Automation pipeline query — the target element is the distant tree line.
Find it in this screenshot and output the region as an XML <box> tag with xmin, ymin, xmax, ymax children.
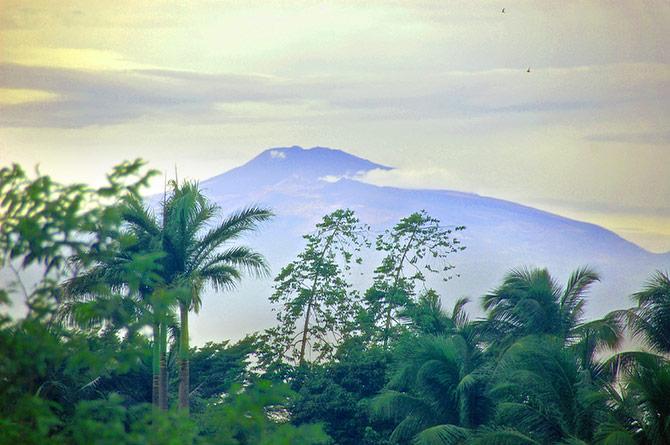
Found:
<box><xmin>0</xmin><ymin>161</ymin><xmax>668</xmax><ymax>444</ymax></box>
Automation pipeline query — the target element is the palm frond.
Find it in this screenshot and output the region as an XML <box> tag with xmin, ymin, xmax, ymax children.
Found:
<box><xmin>193</xmin><ymin>206</ymin><xmax>273</xmax><ymax>264</ymax></box>
<box><xmin>474</xmin><ymin>428</ymin><xmax>540</xmax><ymax>445</ymax></box>
<box><xmin>198</xmin><ymin>246</ymin><xmax>270</xmax><ymax>279</ymax></box>
<box><xmin>560</xmin><ymin>266</ymin><xmax>599</xmax><ymax>330</ymax></box>
<box><xmin>413</xmin><ymin>424</ymin><xmax>472</xmax><ymax>445</ymax></box>
<box><xmin>121</xmin><ymin>194</ymin><xmax>161</xmax><ymax>237</ymax></box>
<box><xmin>198</xmin><ymin>265</ymin><xmax>242</xmax><ymax>292</ymax></box>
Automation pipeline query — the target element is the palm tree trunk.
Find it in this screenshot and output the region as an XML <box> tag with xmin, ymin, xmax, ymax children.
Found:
<box><xmin>152</xmin><ymin>320</ymin><xmax>160</xmax><ymax>408</ymax></box>
<box><xmin>178</xmin><ymin>302</ymin><xmax>190</xmax><ymax>413</ymax></box>
<box><xmin>158</xmin><ymin>320</ymin><xmax>168</xmax><ymax>410</ymax></box>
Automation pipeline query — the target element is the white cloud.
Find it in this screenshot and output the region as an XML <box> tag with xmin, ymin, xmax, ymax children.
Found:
<box><xmin>319</xmin><ymin>175</ymin><xmax>341</xmax><ymax>183</ymax></box>
<box><xmin>356</xmin><ymin>167</ymin><xmax>471</xmax><ymax>192</ymax></box>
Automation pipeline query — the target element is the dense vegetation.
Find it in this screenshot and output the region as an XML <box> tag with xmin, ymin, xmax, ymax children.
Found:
<box><xmin>1</xmin><ymin>161</ymin><xmax>668</xmax><ymax>444</ymax></box>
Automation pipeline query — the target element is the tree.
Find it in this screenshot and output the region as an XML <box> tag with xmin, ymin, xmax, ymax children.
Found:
<box><xmin>486</xmin><ymin>336</ymin><xmax>610</xmax><ymax>445</ymax></box>
<box><xmin>126</xmin><ymin>180</ymin><xmax>272</xmax><ymax>412</ymax></box>
<box><xmin>597</xmin><ymin>354</ymin><xmax>670</xmax><ymax>445</ymax></box>
<box><xmin>0</xmin><ymin>162</ymin><xmax>336</xmax><ymax>444</ymax></box>
<box><xmin>196</xmin><ymin>380</ymin><xmax>330</xmax><ymax>445</ymax></box>
<box><xmin>60</xmin><ymin>193</ymin><xmax>180</xmax><ymax>411</ymax></box>
<box><xmin>570</xmin><ymin>312</ymin><xmax>624</xmax><ymax>381</ymax></box>
<box><xmin>628</xmin><ymin>270</ymin><xmax>670</xmax><ymax>355</ymax></box>
<box><xmin>188</xmin><ymin>338</ymin><xmax>255</xmax><ymax>402</ymax></box>
<box><xmin>290</xmin><ymin>341</ymin><xmax>390</xmax><ymax>445</ymax></box>
<box><xmin>370</xmin><ymin>331</ymin><xmax>490</xmax><ymax>444</ymax></box>
<box><xmin>0</xmin><ymin>160</ymin><xmax>155</xmax><ymax>309</ymax></box>
<box><xmin>364</xmin><ymin>210</ymin><xmax>465</xmax><ymax>349</ymax></box>
<box><xmin>399</xmin><ymin>291</ymin><xmax>471</xmax><ymax>338</ymax></box>
<box><xmin>0</xmin><ymin>160</ymin><xmax>172</xmax><ymax>443</ymax></box>
<box><xmin>482</xmin><ymin>266</ymin><xmax>612</xmax><ymax>350</ymax></box>
<box><xmin>266</xmin><ymin>209</ymin><xmax>369</xmax><ymax>366</ymax></box>
<box><xmin>369</xmin><ymin>297</ymin><xmax>488</xmax><ymax>445</ymax></box>
<box><xmin>593</xmin><ymin>272</ymin><xmax>670</xmax><ymax>444</ymax></box>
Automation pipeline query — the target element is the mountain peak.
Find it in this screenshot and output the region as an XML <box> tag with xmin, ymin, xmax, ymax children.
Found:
<box><xmin>203</xmin><ymin>146</ymin><xmax>391</xmax><ymax>190</ymax></box>
<box><xmin>255</xmin><ymin>145</ymin><xmax>389</xmax><ymax>170</ymax></box>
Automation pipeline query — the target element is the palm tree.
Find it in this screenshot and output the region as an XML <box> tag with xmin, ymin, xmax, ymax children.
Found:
<box><xmin>628</xmin><ymin>270</ymin><xmax>670</xmax><ymax>355</ymax></box>
<box><xmin>60</xmin><ymin>202</ymin><xmax>172</xmax><ymax>410</ymax></box>
<box><xmin>487</xmin><ymin>336</ymin><xmax>610</xmax><ymax>444</ymax></box>
<box><xmin>61</xmin><ymin>182</ymin><xmax>272</xmax><ymax>413</ymax></box>
<box><xmin>570</xmin><ymin>312</ymin><xmax>625</xmax><ymax>381</ymax></box>
<box><xmin>597</xmin><ymin>353</ymin><xmax>670</xmax><ymax>444</ymax></box>
<box><xmin>399</xmin><ymin>291</ymin><xmax>469</xmax><ymax>337</ymax></box>
<box><xmin>137</xmin><ymin>180</ymin><xmax>272</xmax><ymax>412</ymax></box>
<box><xmin>371</xmin><ymin>299</ymin><xmax>491</xmax><ymax>445</ymax></box>
<box><xmin>482</xmin><ymin>266</ymin><xmax>608</xmax><ymax>350</ymax></box>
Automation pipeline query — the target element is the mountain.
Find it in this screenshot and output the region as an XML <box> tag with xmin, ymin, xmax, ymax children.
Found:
<box><xmin>191</xmin><ymin>146</ymin><xmax>668</xmax><ymax>343</ymax></box>
<box><xmin>205</xmin><ymin>145</ymin><xmax>390</xmax><ymax>192</ymax></box>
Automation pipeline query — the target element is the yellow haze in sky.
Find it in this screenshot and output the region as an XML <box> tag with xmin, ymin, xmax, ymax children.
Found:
<box><xmin>0</xmin><ymin>88</ymin><xmax>59</xmax><ymax>105</ymax></box>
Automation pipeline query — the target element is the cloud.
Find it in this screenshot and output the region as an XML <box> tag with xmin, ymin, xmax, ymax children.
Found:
<box><xmin>355</xmin><ymin>167</ymin><xmax>472</xmax><ymax>192</ymax></box>
<box><xmin>585</xmin><ymin>131</ymin><xmax>670</xmax><ymax>145</ymax></box>
<box><xmin>269</xmin><ymin>150</ymin><xmax>286</xmax><ymax>159</ymax></box>
<box><xmin>327</xmin><ymin>64</ymin><xmax>670</xmax><ymax>119</ymax></box>
<box><xmin>1</xmin><ymin>62</ymin><xmax>667</xmax><ymax>129</ymax></box>
<box><xmin>0</xmin><ymin>63</ymin><xmax>295</xmax><ymax>127</ymax></box>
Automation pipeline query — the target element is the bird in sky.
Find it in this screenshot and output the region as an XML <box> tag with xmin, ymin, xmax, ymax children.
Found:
<box><xmin>527</xmin><ymin>67</ymin><xmax>531</xmax><ymax>73</ymax></box>
<box><xmin>502</xmin><ymin>8</ymin><xmax>506</xmax><ymax>13</ymax></box>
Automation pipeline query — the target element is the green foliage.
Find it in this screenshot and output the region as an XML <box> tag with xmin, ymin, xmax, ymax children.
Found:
<box><xmin>189</xmin><ymin>338</ymin><xmax>255</xmax><ymax>402</ymax></box>
<box><xmin>58</xmin><ymin>395</ymin><xmax>196</xmax><ymax>445</ymax></box>
<box><xmin>599</xmin><ymin>353</ymin><xmax>670</xmax><ymax>444</ymax></box>
<box><xmin>0</xmin><ymin>297</ymin><xmax>183</xmax><ymax>444</ymax></box>
<box><xmin>196</xmin><ymin>380</ymin><xmax>330</xmax><ymax>445</ymax></box>
<box><xmin>0</xmin><ymin>160</ymin><xmax>155</xmax><ymax>279</ymax></box>
<box><xmin>158</xmin><ymin>181</ymin><xmax>273</xmax><ymax>409</ymax></box>
<box><xmin>629</xmin><ymin>270</ymin><xmax>670</xmax><ymax>354</ymax></box>
<box><xmin>0</xmin><ymin>160</ymin><xmax>159</xmax><ymax>442</ymax></box>
<box><xmin>265</xmin><ymin>209</ymin><xmax>369</xmax><ymax>366</ymax></box>
<box><xmin>399</xmin><ymin>291</ymin><xmax>472</xmax><ymax>338</ymax></box>
<box><xmin>481</xmin><ymin>267</ymin><xmax>617</xmax><ymax>353</ymax></box>
<box><xmin>3</xmin><ymin>157</ymin><xmax>670</xmax><ymax>445</ymax></box>
<box><xmin>371</xmin><ymin>331</ymin><xmax>490</xmax><ymax>444</ymax></box>
<box><xmin>104</xmin><ymin>180</ymin><xmax>273</xmax><ymax>410</ymax></box>
<box><xmin>489</xmin><ymin>336</ymin><xmax>609</xmax><ymax>444</ymax></box>
<box><xmin>290</xmin><ymin>341</ymin><xmax>390</xmax><ymax>445</ymax></box>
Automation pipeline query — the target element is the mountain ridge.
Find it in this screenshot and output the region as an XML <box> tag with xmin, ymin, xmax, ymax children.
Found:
<box><xmin>207</xmin><ymin>145</ymin><xmax>655</xmax><ymax>256</ymax></box>
<box><xmin>185</xmin><ymin>145</ymin><xmax>668</xmax><ymax>343</ymax></box>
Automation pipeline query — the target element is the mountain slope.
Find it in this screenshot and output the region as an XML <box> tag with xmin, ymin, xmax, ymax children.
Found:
<box><xmin>191</xmin><ymin>146</ymin><xmax>668</xmax><ymax>344</ymax></box>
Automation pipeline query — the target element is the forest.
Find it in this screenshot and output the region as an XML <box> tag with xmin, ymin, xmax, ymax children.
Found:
<box><xmin>1</xmin><ymin>160</ymin><xmax>669</xmax><ymax>445</ymax></box>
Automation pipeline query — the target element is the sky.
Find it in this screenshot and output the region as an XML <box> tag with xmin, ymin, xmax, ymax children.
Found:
<box><xmin>1</xmin><ymin>0</ymin><xmax>669</xmax><ymax>252</ymax></box>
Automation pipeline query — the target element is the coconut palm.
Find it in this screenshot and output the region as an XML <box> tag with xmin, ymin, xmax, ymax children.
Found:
<box><xmin>371</xmin><ymin>300</ymin><xmax>491</xmax><ymax>445</ymax></box>
<box><xmin>486</xmin><ymin>336</ymin><xmax>611</xmax><ymax>445</ymax></box>
<box><xmin>482</xmin><ymin>266</ymin><xmax>611</xmax><ymax>351</ymax></box>
<box><xmin>399</xmin><ymin>291</ymin><xmax>470</xmax><ymax>337</ymax></box>
<box><xmin>570</xmin><ymin>311</ymin><xmax>625</xmax><ymax>381</ymax></box>
<box><xmin>628</xmin><ymin>270</ymin><xmax>670</xmax><ymax>355</ymax></box>
<box><xmin>597</xmin><ymin>353</ymin><xmax>670</xmax><ymax>444</ymax></box>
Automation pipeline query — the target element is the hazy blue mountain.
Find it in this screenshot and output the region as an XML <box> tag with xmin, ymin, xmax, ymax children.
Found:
<box><xmin>187</xmin><ymin>146</ymin><xmax>670</xmax><ymax>343</ymax></box>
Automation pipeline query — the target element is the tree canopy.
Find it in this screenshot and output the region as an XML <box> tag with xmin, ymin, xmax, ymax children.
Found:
<box><xmin>1</xmin><ymin>161</ymin><xmax>668</xmax><ymax>445</ymax></box>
